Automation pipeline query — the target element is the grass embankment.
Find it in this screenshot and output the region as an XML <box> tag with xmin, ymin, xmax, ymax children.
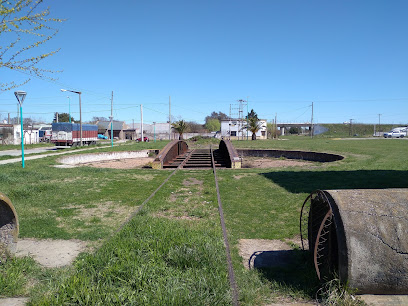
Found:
<box><xmin>1</xmin><ymin>138</ymin><xmax>407</xmax><ymax>304</ymax></box>
<box><xmin>319</xmin><ymin>123</ymin><xmax>395</xmax><ymax>137</ymax></box>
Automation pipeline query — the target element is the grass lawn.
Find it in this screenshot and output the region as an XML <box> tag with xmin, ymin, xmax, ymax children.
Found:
<box><xmin>0</xmin><ymin>137</ymin><xmax>407</xmax><ymax>304</ymax></box>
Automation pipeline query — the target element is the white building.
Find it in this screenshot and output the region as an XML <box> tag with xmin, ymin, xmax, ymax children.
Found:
<box><xmin>12</xmin><ymin>125</ymin><xmax>40</xmax><ymax>145</ymax></box>
<box><xmin>0</xmin><ymin>124</ymin><xmax>40</xmax><ymax>145</ymax></box>
<box><xmin>220</xmin><ymin>119</ymin><xmax>267</xmax><ymax>140</ymax></box>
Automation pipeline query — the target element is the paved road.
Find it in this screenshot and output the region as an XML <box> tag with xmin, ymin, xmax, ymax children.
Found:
<box><xmin>0</xmin><ymin>145</ymin><xmax>112</xmax><ymax>165</ymax></box>
<box><xmin>0</xmin><ymin>146</ymin><xmax>65</xmax><ymax>157</ymax></box>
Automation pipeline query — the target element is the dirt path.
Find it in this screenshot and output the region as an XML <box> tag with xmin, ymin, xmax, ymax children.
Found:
<box><xmin>16</xmin><ymin>238</ymin><xmax>87</xmax><ymax>268</ymax></box>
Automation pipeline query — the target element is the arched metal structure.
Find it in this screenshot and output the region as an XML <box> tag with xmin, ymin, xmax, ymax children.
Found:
<box><xmin>218</xmin><ymin>139</ymin><xmax>241</xmax><ymax>168</ymax></box>
<box><xmin>152</xmin><ymin>140</ymin><xmax>189</xmax><ymax>169</ymax></box>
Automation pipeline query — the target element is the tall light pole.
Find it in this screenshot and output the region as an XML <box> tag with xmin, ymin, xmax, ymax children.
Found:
<box><xmin>14</xmin><ymin>91</ymin><xmax>27</xmax><ymax>168</ymax></box>
<box><xmin>311</xmin><ymin>102</ymin><xmax>314</xmax><ymax>138</ymax></box>
<box><xmin>110</xmin><ymin>91</ymin><xmax>113</xmax><ymax>147</ymax></box>
<box><xmin>246</xmin><ymin>96</ymin><xmax>249</xmax><ymax>140</ymax></box>
<box><xmin>61</xmin><ymin>89</ymin><xmax>82</xmax><ymax>146</ymax></box>
<box><xmin>67</xmin><ymin>96</ymin><xmax>71</xmax><ymax>123</ymax></box>
<box><xmin>109</xmin><ymin>116</ymin><xmax>113</xmax><ymax>147</ymax></box>
<box><xmin>140</xmin><ymin>104</ymin><xmax>144</xmax><ymax>142</ymax></box>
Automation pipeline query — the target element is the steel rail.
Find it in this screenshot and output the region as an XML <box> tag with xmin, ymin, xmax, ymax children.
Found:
<box><xmin>116</xmin><ymin>150</ymin><xmax>194</xmax><ymax>233</ymax></box>
<box><xmin>114</xmin><ymin>147</ymin><xmax>239</xmax><ymax>305</ymax></box>
<box><xmin>210</xmin><ymin>146</ymin><xmax>240</xmax><ymax>306</ymax></box>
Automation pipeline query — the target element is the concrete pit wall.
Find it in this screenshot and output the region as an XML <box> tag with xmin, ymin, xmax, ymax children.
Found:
<box><xmin>305</xmin><ymin>189</ymin><xmax>408</xmax><ymax>294</ymax></box>
<box><xmin>238</xmin><ymin>149</ymin><xmax>343</xmax><ymax>163</ymax></box>
<box><xmin>0</xmin><ymin>193</ymin><xmax>19</xmax><ymax>261</ymax></box>
<box><xmin>58</xmin><ymin>151</ymin><xmax>151</xmax><ymax>165</ymax></box>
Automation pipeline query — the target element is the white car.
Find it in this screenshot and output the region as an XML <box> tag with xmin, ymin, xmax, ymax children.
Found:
<box><xmin>384</xmin><ymin>127</ymin><xmax>407</xmax><ymax>138</ymax></box>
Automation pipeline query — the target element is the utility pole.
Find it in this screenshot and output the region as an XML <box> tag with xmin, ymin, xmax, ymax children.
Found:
<box><xmin>349</xmin><ymin>119</ymin><xmax>353</xmax><ymax>136</ymax></box>
<box><xmin>246</xmin><ymin>96</ymin><xmax>249</xmax><ymax>140</ymax></box>
<box><xmin>275</xmin><ymin>113</ymin><xmax>277</xmax><ymax>139</ymax></box>
<box><xmin>378</xmin><ymin>114</ymin><xmax>382</xmax><ymax>135</ymax></box>
<box><xmin>229</xmin><ymin>104</ymin><xmax>232</xmax><ymax>140</ymax></box>
<box><xmin>110</xmin><ymin>91</ymin><xmax>113</xmax><ymax>147</ymax></box>
<box><xmin>311</xmin><ymin>102</ymin><xmax>314</xmax><ymax>138</ymax></box>
<box><xmin>238</xmin><ymin>99</ymin><xmax>243</xmax><ymax>140</ymax></box>
<box><xmin>141</xmin><ymin>104</ymin><xmax>144</xmax><ymax>142</ymax></box>
<box><xmin>169</xmin><ymin>96</ymin><xmax>171</xmax><ymax>140</ymax></box>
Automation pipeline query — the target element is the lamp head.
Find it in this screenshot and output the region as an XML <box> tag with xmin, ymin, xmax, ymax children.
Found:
<box><xmin>14</xmin><ymin>91</ymin><xmax>27</xmax><ymax>106</ymax></box>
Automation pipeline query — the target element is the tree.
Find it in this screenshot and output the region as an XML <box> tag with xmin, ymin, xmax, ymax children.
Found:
<box><xmin>91</xmin><ymin>116</ymin><xmax>109</xmax><ymax>123</ymax></box>
<box><xmin>171</xmin><ymin>120</ymin><xmax>188</xmax><ymax>140</ymax></box>
<box><xmin>1</xmin><ymin>0</ymin><xmax>63</xmax><ymax>91</ymax></box>
<box><xmin>53</xmin><ymin>112</ymin><xmax>74</xmax><ymax>123</ymax></box>
<box><xmin>205</xmin><ymin>111</ymin><xmax>228</xmax><ymax>124</ymax></box>
<box><xmin>205</xmin><ymin>118</ymin><xmax>220</xmax><ymax>132</ymax></box>
<box><xmin>245</xmin><ymin>109</ymin><xmax>261</xmax><ymax>140</ymax></box>
<box><xmin>246</xmin><ymin>109</ymin><xmax>258</xmax><ymax>120</ymax></box>
<box><xmin>186</xmin><ymin>121</ymin><xmax>205</xmax><ymax>133</ymax></box>
<box><xmin>289</xmin><ymin>127</ymin><xmax>299</xmax><ymax>134</ymax></box>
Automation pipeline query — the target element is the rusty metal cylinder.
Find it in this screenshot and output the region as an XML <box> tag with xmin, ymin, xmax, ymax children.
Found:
<box><xmin>0</xmin><ymin>193</ymin><xmax>19</xmax><ymax>261</ymax></box>
<box><xmin>307</xmin><ymin>189</ymin><xmax>408</xmax><ymax>294</ymax></box>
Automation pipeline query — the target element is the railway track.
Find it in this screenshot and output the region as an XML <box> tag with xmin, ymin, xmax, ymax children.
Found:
<box><xmin>118</xmin><ymin>145</ymin><xmax>239</xmax><ymax>305</ymax></box>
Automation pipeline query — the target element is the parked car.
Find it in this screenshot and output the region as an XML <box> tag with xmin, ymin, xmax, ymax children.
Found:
<box><xmin>98</xmin><ymin>134</ymin><xmax>108</xmax><ymax>139</ymax></box>
<box><xmin>136</xmin><ymin>137</ymin><xmax>149</xmax><ymax>142</ymax></box>
<box><xmin>383</xmin><ymin>127</ymin><xmax>407</xmax><ymax>138</ymax></box>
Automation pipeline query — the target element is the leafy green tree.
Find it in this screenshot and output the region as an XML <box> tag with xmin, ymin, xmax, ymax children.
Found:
<box><xmin>289</xmin><ymin>127</ymin><xmax>299</xmax><ymax>134</ymax></box>
<box><xmin>246</xmin><ymin>109</ymin><xmax>258</xmax><ymax>120</ymax></box>
<box><xmin>247</xmin><ymin>117</ymin><xmax>262</xmax><ymax>140</ymax></box>
<box><xmin>205</xmin><ymin>111</ymin><xmax>228</xmax><ymax>125</ymax></box>
<box><xmin>205</xmin><ymin>118</ymin><xmax>220</xmax><ymax>132</ymax></box>
<box><xmin>53</xmin><ymin>112</ymin><xmax>74</xmax><ymax>123</ymax></box>
<box><xmin>245</xmin><ymin>109</ymin><xmax>261</xmax><ymax>140</ymax></box>
<box><xmin>1</xmin><ymin>0</ymin><xmax>64</xmax><ymax>91</ymax></box>
<box><xmin>172</xmin><ymin>120</ymin><xmax>188</xmax><ymax>140</ymax></box>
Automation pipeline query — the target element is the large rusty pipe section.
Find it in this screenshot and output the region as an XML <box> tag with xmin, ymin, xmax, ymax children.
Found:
<box><xmin>302</xmin><ymin>189</ymin><xmax>408</xmax><ymax>294</ymax></box>
<box><xmin>0</xmin><ymin>193</ymin><xmax>19</xmax><ymax>261</ymax></box>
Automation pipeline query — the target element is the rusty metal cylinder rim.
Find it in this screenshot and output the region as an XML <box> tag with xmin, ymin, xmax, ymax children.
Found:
<box><xmin>0</xmin><ymin>192</ymin><xmax>19</xmax><ymax>236</ymax></box>
<box><xmin>304</xmin><ymin>188</ymin><xmax>408</xmax><ymax>294</ymax></box>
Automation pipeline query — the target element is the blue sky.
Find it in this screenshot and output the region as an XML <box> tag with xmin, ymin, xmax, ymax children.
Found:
<box><xmin>1</xmin><ymin>0</ymin><xmax>407</xmax><ymax>126</ymax></box>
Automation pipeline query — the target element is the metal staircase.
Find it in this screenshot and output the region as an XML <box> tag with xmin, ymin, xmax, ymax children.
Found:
<box><xmin>163</xmin><ymin>149</ymin><xmax>228</xmax><ymax>169</ymax></box>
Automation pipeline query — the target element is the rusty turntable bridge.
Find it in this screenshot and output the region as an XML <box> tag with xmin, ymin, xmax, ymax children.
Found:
<box><xmin>152</xmin><ymin>139</ymin><xmax>241</xmax><ymax>169</ymax></box>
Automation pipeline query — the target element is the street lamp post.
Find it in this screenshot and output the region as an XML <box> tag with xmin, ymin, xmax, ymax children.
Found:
<box><xmin>14</xmin><ymin>91</ymin><xmax>27</xmax><ymax>168</ymax></box>
<box><xmin>153</xmin><ymin>122</ymin><xmax>156</xmax><ymax>142</ymax></box>
<box><xmin>67</xmin><ymin>96</ymin><xmax>71</xmax><ymax>123</ymax></box>
<box><xmin>109</xmin><ymin>116</ymin><xmax>113</xmax><ymax>147</ymax></box>
<box><xmin>61</xmin><ymin>89</ymin><xmax>82</xmax><ymax>146</ymax></box>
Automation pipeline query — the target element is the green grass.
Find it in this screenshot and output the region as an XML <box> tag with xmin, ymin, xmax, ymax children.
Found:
<box><xmin>319</xmin><ymin>123</ymin><xmax>395</xmax><ymax>137</ymax></box>
<box><xmin>1</xmin><ymin>138</ymin><xmax>406</xmax><ymax>304</ymax></box>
